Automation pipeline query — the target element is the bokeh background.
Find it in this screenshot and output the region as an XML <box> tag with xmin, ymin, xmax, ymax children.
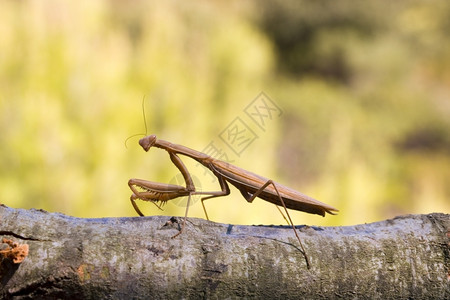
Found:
<box><xmin>1</xmin><ymin>0</ymin><xmax>449</xmax><ymax>227</ymax></box>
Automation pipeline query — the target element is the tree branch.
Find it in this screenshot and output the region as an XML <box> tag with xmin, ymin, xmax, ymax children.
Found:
<box><xmin>0</xmin><ymin>205</ymin><xmax>448</xmax><ymax>299</ymax></box>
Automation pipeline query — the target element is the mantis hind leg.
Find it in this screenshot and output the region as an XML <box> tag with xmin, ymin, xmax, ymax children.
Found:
<box><xmin>246</xmin><ymin>180</ymin><xmax>311</xmax><ymax>269</ymax></box>
<box><xmin>237</xmin><ymin>185</ymin><xmax>290</xmax><ymax>226</ymax></box>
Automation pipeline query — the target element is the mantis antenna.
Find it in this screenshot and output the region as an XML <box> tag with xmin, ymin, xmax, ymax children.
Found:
<box><xmin>125</xmin><ymin>96</ymin><xmax>148</xmax><ymax>148</ymax></box>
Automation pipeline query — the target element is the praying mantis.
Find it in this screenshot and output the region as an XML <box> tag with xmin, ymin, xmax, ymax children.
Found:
<box><xmin>128</xmin><ymin>134</ymin><xmax>338</xmax><ymax>269</ymax></box>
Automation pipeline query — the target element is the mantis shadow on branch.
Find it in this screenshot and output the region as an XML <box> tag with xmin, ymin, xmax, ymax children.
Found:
<box><xmin>128</xmin><ymin>135</ymin><xmax>338</xmax><ymax>269</ymax></box>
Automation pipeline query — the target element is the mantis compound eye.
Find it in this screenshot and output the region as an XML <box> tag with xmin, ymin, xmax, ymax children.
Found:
<box><xmin>139</xmin><ymin>134</ymin><xmax>157</xmax><ymax>151</ymax></box>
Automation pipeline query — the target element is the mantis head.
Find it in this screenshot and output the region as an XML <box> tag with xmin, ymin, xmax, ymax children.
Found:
<box><xmin>139</xmin><ymin>134</ymin><xmax>157</xmax><ymax>151</ymax></box>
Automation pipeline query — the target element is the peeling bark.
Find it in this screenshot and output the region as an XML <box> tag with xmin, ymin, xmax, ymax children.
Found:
<box><xmin>0</xmin><ymin>205</ymin><xmax>448</xmax><ymax>299</ymax></box>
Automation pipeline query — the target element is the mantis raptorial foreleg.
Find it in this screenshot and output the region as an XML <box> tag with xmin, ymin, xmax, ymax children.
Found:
<box><xmin>169</xmin><ymin>152</ymin><xmax>195</xmax><ymax>192</ymax></box>
<box><xmin>129</xmin><ymin>152</ymin><xmax>196</xmax><ymax>237</ymax></box>
<box><xmin>130</xmin><ymin>152</ymin><xmax>228</xmax><ymax>236</ymax></box>
<box><xmin>128</xmin><ymin>179</ymin><xmax>193</xmax><ymax>238</ymax></box>
<box><xmin>128</xmin><ymin>180</ymin><xmax>190</xmax><ymax>215</ymax></box>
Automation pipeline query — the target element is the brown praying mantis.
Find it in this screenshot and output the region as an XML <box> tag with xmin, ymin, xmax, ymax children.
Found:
<box><xmin>128</xmin><ymin>134</ymin><xmax>338</xmax><ymax>269</ymax></box>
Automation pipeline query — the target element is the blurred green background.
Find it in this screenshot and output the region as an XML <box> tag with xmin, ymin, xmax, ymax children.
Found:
<box><xmin>1</xmin><ymin>0</ymin><xmax>449</xmax><ymax>227</ymax></box>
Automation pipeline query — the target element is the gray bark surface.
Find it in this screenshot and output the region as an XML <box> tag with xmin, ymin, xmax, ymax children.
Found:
<box><xmin>0</xmin><ymin>205</ymin><xmax>449</xmax><ymax>299</ymax></box>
